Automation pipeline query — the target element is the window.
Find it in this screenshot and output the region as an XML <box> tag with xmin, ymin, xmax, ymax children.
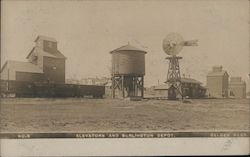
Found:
<box><xmin>48</xmin><ymin>41</ymin><xmax>53</xmax><ymax>48</ymax></box>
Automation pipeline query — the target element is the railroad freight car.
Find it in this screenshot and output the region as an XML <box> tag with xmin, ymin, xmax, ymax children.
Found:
<box><xmin>0</xmin><ymin>80</ymin><xmax>105</xmax><ymax>98</ymax></box>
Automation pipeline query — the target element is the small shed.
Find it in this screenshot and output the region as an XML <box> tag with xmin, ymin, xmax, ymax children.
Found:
<box><xmin>154</xmin><ymin>84</ymin><xmax>169</xmax><ymax>97</ymax></box>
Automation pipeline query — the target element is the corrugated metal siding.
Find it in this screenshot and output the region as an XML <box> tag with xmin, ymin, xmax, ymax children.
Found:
<box><xmin>207</xmin><ymin>76</ymin><xmax>223</xmax><ymax>97</ymax></box>
<box><xmin>222</xmin><ymin>74</ymin><xmax>229</xmax><ymax>97</ymax></box>
<box><xmin>207</xmin><ymin>74</ymin><xmax>228</xmax><ymax>98</ymax></box>
<box><xmin>229</xmin><ymin>82</ymin><xmax>246</xmax><ymax>98</ymax></box>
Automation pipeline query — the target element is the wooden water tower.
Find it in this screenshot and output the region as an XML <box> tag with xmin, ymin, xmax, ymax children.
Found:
<box><xmin>110</xmin><ymin>44</ymin><xmax>147</xmax><ymax>98</ymax></box>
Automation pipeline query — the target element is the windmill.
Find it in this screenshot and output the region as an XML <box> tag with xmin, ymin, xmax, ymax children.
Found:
<box><xmin>162</xmin><ymin>32</ymin><xmax>198</xmax><ymax>100</ymax></box>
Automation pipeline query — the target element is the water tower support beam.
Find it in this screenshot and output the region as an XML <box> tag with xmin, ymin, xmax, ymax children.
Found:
<box><xmin>111</xmin><ymin>75</ymin><xmax>123</xmax><ymax>98</ymax></box>
<box><xmin>122</xmin><ymin>75</ymin><xmax>124</xmax><ymax>98</ymax></box>
<box><xmin>141</xmin><ymin>76</ymin><xmax>144</xmax><ymax>97</ymax></box>
<box><xmin>112</xmin><ymin>76</ymin><xmax>115</xmax><ymax>98</ymax></box>
<box><xmin>111</xmin><ymin>75</ymin><xmax>144</xmax><ymax>98</ymax></box>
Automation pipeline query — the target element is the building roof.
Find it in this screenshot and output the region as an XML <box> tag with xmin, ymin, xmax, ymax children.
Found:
<box><xmin>44</xmin><ymin>50</ymin><xmax>66</xmax><ymax>59</ymax></box>
<box><xmin>105</xmin><ymin>81</ymin><xmax>112</xmax><ymax>87</ymax></box>
<box><xmin>154</xmin><ymin>78</ymin><xmax>203</xmax><ymax>90</ymax></box>
<box><xmin>230</xmin><ymin>77</ymin><xmax>243</xmax><ymax>82</ymax></box>
<box><xmin>229</xmin><ymin>82</ymin><xmax>246</xmax><ymax>85</ymax></box>
<box><xmin>229</xmin><ymin>79</ymin><xmax>246</xmax><ymax>85</ymax></box>
<box><xmin>199</xmin><ymin>86</ymin><xmax>207</xmax><ymax>90</ymax></box>
<box><xmin>164</xmin><ymin>78</ymin><xmax>202</xmax><ymax>84</ymax></box>
<box><xmin>207</xmin><ymin>70</ymin><xmax>228</xmax><ymax>77</ymax></box>
<box><xmin>26</xmin><ymin>35</ymin><xmax>66</xmax><ymax>59</ymax></box>
<box><xmin>26</xmin><ymin>47</ymin><xmax>66</xmax><ymax>59</ymax></box>
<box><xmin>207</xmin><ymin>66</ymin><xmax>228</xmax><ymax>77</ymax></box>
<box><xmin>35</xmin><ymin>35</ymin><xmax>57</xmax><ymax>42</ymax></box>
<box><xmin>154</xmin><ymin>84</ymin><xmax>169</xmax><ymax>90</ymax></box>
<box><xmin>1</xmin><ymin>60</ymin><xmax>43</xmax><ymax>73</ymax></box>
<box><xmin>181</xmin><ymin>78</ymin><xmax>202</xmax><ymax>84</ymax></box>
<box><xmin>110</xmin><ymin>44</ymin><xmax>147</xmax><ymax>54</ymax></box>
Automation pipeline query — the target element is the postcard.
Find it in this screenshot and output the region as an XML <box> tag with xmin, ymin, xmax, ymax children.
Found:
<box><xmin>0</xmin><ymin>0</ymin><xmax>249</xmax><ymax>156</ymax></box>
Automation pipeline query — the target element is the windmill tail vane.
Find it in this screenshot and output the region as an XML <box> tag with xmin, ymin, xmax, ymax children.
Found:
<box><xmin>182</xmin><ymin>40</ymin><xmax>199</xmax><ymax>46</ymax></box>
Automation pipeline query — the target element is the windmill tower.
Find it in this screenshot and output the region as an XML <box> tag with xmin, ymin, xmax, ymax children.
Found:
<box><xmin>162</xmin><ymin>33</ymin><xmax>198</xmax><ymax>100</ymax></box>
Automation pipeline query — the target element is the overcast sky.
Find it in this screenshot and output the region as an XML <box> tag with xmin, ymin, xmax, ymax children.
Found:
<box><xmin>1</xmin><ymin>0</ymin><xmax>249</xmax><ymax>88</ymax></box>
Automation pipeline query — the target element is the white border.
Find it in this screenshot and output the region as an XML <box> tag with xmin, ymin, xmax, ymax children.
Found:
<box><xmin>1</xmin><ymin>138</ymin><xmax>249</xmax><ymax>156</ymax></box>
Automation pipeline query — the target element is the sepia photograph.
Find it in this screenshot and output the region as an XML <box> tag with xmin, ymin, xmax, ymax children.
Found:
<box><xmin>0</xmin><ymin>0</ymin><xmax>249</xmax><ymax>156</ymax></box>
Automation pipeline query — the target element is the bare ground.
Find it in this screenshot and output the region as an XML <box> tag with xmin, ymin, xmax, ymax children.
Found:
<box><xmin>0</xmin><ymin>98</ymin><xmax>249</xmax><ymax>132</ymax></box>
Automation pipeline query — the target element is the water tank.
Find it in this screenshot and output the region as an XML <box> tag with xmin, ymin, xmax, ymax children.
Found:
<box><xmin>110</xmin><ymin>44</ymin><xmax>147</xmax><ymax>75</ymax></box>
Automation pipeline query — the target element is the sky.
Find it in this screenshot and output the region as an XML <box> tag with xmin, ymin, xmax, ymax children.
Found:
<box><xmin>1</xmin><ymin>0</ymin><xmax>249</xmax><ymax>88</ymax></box>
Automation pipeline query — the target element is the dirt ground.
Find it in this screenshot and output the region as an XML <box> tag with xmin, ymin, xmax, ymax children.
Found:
<box><xmin>0</xmin><ymin>98</ymin><xmax>249</xmax><ymax>132</ymax></box>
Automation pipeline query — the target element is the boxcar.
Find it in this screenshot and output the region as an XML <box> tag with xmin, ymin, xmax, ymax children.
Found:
<box><xmin>0</xmin><ymin>80</ymin><xmax>105</xmax><ymax>98</ymax></box>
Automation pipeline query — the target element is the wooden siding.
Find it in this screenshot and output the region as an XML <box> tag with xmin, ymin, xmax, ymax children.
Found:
<box><xmin>0</xmin><ymin>80</ymin><xmax>105</xmax><ymax>98</ymax></box>
<box><xmin>112</xmin><ymin>50</ymin><xmax>145</xmax><ymax>75</ymax></box>
<box><xmin>43</xmin><ymin>56</ymin><xmax>65</xmax><ymax>83</ymax></box>
<box><xmin>16</xmin><ymin>72</ymin><xmax>45</xmax><ymax>82</ymax></box>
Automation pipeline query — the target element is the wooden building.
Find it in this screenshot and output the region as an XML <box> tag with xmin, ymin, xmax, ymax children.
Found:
<box><xmin>181</xmin><ymin>78</ymin><xmax>206</xmax><ymax>99</ymax></box>
<box><xmin>0</xmin><ymin>60</ymin><xmax>44</xmax><ymax>82</ymax></box>
<box><xmin>229</xmin><ymin>77</ymin><xmax>246</xmax><ymax>98</ymax></box>
<box><xmin>206</xmin><ymin>66</ymin><xmax>229</xmax><ymax>98</ymax></box>
<box><xmin>154</xmin><ymin>77</ymin><xmax>206</xmax><ymax>99</ymax></box>
<box><xmin>1</xmin><ymin>36</ymin><xmax>66</xmax><ymax>83</ymax></box>
<box><xmin>153</xmin><ymin>84</ymin><xmax>169</xmax><ymax>97</ymax></box>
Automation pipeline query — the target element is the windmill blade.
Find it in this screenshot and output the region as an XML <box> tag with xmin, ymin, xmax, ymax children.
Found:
<box><xmin>163</xmin><ymin>33</ymin><xmax>199</xmax><ymax>55</ymax></box>
<box><xmin>162</xmin><ymin>32</ymin><xmax>184</xmax><ymax>56</ymax></box>
<box><xmin>183</xmin><ymin>40</ymin><xmax>198</xmax><ymax>46</ymax></box>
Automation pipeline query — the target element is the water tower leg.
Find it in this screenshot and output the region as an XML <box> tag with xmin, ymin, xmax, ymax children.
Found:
<box><xmin>142</xmin><ymin>76</ymin><xmax>144</xmax><ymax>98</ymax></box>
<box><xmin>112</xmin><ymin>76</ymin><xmax>125</xmax><ymax>99</ymax></box>
<box><xmin>111</xmin><ymin>76</ymin><xmax>115</xmax><ymax>98</ymax></box>
<box><xmin>133</xmin><ymin>77</ymin><xmax>136</xmax><ymax>96</ymax></box>
<box><xmin>122</xmin><ymin>75</ymin><xmax>125</xmax><ymax>98</ymax></box>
